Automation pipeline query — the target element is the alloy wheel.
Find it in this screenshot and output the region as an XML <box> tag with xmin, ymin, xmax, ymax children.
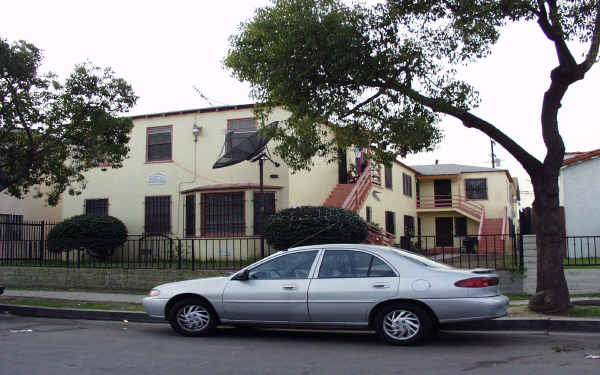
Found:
<box><xmin>382</xmin><ymin>309</ymin><xmax>421</xmax><ymax>341</ymax></box>
<box><xmin>176</xmin><ymin>304</ymin><xmax>210</xmax><ymax>332</ymax></box>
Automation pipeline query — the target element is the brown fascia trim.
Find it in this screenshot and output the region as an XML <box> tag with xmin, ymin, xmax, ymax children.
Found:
<box><xmin>181</xmin><ymin>183</ymin><xmax>283</xmax><ymax>194</ymax></box>
<box><xmin>562</xmin><ymin>149</ymin><xmax>600</xmax><ymax>167</ymax></box>
<box><xmin>129</xmin><ymin>103</ymin><xmax>256</xmax><ymax>120</ymax></box>
<box><xmin>394</xmin><ymin>160</ymin><xmax>419</xmax><ymax>174</ymax></box>
<box><xmin>460</xmin><ymin>170</ymin><xmax>513</xmax><ymax>183</ymax></box>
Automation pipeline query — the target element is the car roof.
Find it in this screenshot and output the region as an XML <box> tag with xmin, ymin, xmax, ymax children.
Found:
<box><xmin>288</xmin><ymin>243</ymin><xmax>404</xmax><ymax>257</ymax></box>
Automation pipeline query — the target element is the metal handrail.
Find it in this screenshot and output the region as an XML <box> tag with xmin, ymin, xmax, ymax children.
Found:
<box><xmin>342</xmin><ymin>163</ymin><xmax>373</xmax><ymax>212</ymax></box>
<box><xmin>416</xmin><ymin>195</ymin><xmax>485</xmax><ymax>219</ymax></box>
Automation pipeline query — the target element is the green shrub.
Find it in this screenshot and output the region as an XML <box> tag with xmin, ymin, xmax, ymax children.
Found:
<box><xmin>47</xmin><ymin>214</ymin><xmax>127</xmax><ymax>259</ymax></box>
<box><xmin>262</xmin><ymin>206</ymin><xmax>368</xmax><ymax>250</ymax></box>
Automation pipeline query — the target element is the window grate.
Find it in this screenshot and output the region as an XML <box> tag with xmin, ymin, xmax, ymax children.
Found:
<box><xmin>144</xmin><ymin>196</ymin><xmax>171</xmax><ymax>234</ymax></box>
<box><xmin>85</xmin><ymin>199</ymin><xmax>109</xmax><ymax>215</ymax></box>
<box><xmin>202</xmin><ymin>192</ymin><xmax>245</xmax><ymax>236</ymax></box>
<box><xmin>466</xmin><ymin>178</ymin><xmax>488</xmax><ymax>199</ymax></box>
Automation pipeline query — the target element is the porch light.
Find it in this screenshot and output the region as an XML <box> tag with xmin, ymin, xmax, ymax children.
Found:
<box><xmin>192</xmin><ymin>123</ymin><xmax>202</xmax><ymax>142</ymax></box>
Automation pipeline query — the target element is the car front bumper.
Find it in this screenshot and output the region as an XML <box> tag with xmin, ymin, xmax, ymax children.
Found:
<box><xmin>421</xmin><ymin>295</ymin><xmax>510</xmax><ymax>324</ymax></box>
<box><xmin>142</xmin><ymin>297</ymin><xmax>168</xmax><ymax>318</ymax></box>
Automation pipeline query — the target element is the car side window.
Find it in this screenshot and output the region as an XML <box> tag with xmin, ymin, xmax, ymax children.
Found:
<box><xmin>369</xmin><ymin>256</ymin><xmax>396</xmax><ymax>277</ymax></box>
<box><xmin>248</xmin><ymin>251</ymin><xmax>318</xmax><ymax>280</ymax></box>
<box><xmin>318</xmin><ymin>250</ymin><xmax>371</xmax><ymax>278</ymax></box>
<box><xmin>318</xmin><ymin>250</ymin><xmax>396</xmax><ymax>278</ymax></box>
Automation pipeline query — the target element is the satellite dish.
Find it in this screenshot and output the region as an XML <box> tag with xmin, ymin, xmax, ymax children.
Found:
<box><xmin>212</xmin><ymin>121</ymin><xmax>279</xmax><ymax>169</ymax></box>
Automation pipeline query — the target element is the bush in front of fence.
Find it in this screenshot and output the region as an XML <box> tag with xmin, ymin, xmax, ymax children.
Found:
<box><xmin>263</xmin><ymin>206</ymin><xmax>368</xmax><ymax>250</ymax></box>
<box><xmin>47</xmin><ymin>214</ymin><xmax>128</xmax><ymax>260</ymax></box>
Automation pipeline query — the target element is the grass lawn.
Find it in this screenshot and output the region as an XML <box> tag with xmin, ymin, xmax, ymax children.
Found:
<box><xmin>0</xmin><ymin>296</ymin><xmax>143</xmax><ymax>312</ymax></box>
<box><xmin>563</xmin><ymin>257</ymin><xmax>600</xmax><ymax>269</ymax></box>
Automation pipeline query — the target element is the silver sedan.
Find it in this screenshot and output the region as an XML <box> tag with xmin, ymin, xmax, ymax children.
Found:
<box><xmin>143</xmin><ymin>244</ymin><xmax>509</xmax><ymax>345</ymax></box>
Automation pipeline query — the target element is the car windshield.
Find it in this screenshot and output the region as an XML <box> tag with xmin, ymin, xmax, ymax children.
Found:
<box><xmin>397</xmin><ymin>250</ymin><xmax>454</xmax><ymax>269</ymax></box>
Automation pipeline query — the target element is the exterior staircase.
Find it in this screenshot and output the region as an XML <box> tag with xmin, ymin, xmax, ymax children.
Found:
<box><xmin>478</xmin><ymin>218</ymin><xmax>505</xmax><ymax>254</ymax></box>
<box><xmin>323</xmin><ymin>184</ymin><xmax>356</xmax><ymax>208</ymax></box>
<box><xmin>322</xmin><ymin>162</ymin><xmax>394</xmax><ymax>246</ymax></box>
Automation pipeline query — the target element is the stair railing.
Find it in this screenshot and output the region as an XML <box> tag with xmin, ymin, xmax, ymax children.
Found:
<box><xmin>342</xmin><ymin>162</ymin><xmax>373</xmax><ymax>212</ymax></box>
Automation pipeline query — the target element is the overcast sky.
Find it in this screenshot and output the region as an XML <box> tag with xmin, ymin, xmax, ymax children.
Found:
<box><xmin>2</xmin><ymin>0</ymin><xmax>599</xmax><ymax>206</ymax></box>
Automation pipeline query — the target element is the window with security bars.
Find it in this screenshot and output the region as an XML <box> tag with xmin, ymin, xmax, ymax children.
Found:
<box><xmin>385</xmin><ymin>211</ymin><xmax>396</xmax><ymax>235</ymax></box>
<box><xmin>402</xmin><ymin>173</ymin><xmax>412</xmax><ymax>197</ymax></box>
<box><xmin>465</xmin><ymin>178</ymin><xmax>488</xmax><ymax>199</ymax></box>
<box><xmin>202</xmin><ymin>192</ymin><xmax>245</xmax><ymax>236</ymax></box>
<box><xmin>226</xmin><ymin>118</ymin><xmax>256</xmax><ymax>152</ymax></box>
<box><xmin>253</xmin><ymin>192</ymin><xmax>276</xmax><ymax>235</ymax></box>
<box><xmin>384</xmin><ymin>166</ymin><xmax>392</xmax><ymax>189</ymax></box>
<box><xmin>85</xmin><ymin>199</ymin><xmax>108</xmax><ymax>215</ymax></box>
<box><xmin>147</xmin><ymin>126</ymin><xmax>172</xmax><ymax>162</ymax></box>
<box><xmin>185</xmin><ymin>195</ymin><xmax>196</xmax><ymax>237</ymax></box>
<box><xmin>144</xmin><ymin>196</ymin><xmax>171</xmax><ymax>234</ymax></box>
<box><xmin>404</xmin><ymin>215</ymin><xmax>415</xmax><ymax>237</ymax></box>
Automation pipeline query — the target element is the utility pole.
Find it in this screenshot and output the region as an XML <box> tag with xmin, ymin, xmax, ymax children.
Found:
<box><xmin>490</xmin><ymin>139</ymin><xmax>496</xmax><ymax>168</ymax></box>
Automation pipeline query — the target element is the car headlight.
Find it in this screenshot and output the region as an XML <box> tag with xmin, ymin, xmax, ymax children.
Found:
<box><xmin>148</xmin><ymin>289</ymin><xmax>160</xmax><ymax>297</ymax></box>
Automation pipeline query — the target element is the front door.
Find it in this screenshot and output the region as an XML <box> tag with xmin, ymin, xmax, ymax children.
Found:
<box><xmin>308</xmin><ymin>249</ymin><xmax>399</xmax><ymax>323</ymax></box>
<box><xmin>222</xmin><ymin>250</ymin><xmax>318</xmax><ymax>322</ymax></box>
<box><xmin>435</xmin><ymin>217</ymin><xmax>454</xmax><ymax>247</ymax></box>
<box><xmin>434</xmin><ymin>179</ymin><xmax>452</xmax><ymax>207</ymax></box>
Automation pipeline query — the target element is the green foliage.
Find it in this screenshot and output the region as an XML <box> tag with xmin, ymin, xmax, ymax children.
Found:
<box><xmin>225</xmin><ymin>0</ymin><xmax>599</xmax><ymax>170</ymax></box>
<box><xmin>47</xmin><ymin>214</ymin><xmax>128</xmax><ymax>259</ymax></box>
<box><xmin>262</xmin><ymin>206</ymin><xmax>368</xmax><ymax>250</ymax></box>
<box><xmin>0</xmin><ymin>37</ymin><xmax>137</xmax><ymax>205</ymax></box>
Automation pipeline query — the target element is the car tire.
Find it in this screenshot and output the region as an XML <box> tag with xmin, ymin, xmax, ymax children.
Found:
<box><xmin>168</xmin><ymin>298</ymin><xmax>217</xmax><ymax>337</ymax></box>
<box><xmin>374</xmin><ymin>303</ymin><xmax>433</xmax><ymax>345</ymax></box>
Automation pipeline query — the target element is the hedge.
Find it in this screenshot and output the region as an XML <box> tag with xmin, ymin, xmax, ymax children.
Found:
<box><xmin>262</xmin><ymin>206</ymin><xmax>368</xmax><ymax>250</ymax></box>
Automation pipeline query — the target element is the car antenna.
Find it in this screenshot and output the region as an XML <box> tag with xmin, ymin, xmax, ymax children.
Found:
<box><xmin>288</xmin><ymin>222</ymin><xmax>341</xmax><ymax>249</ymax></box>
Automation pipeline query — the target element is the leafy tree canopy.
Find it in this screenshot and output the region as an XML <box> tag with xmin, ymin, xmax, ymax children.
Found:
<box><xmin>225</xmin><ymin>0</ymin><xmax>599</xmax><ymax>172</ymax></box>
<box><xmin>0</xmin><ymin>38</ymin><xmax>137</xmax><ymax>205</ymax></box>
<box><xmin>226</xmin><ymin>0</ymin><xmax>600</xmax><ymax>313</ymax></box>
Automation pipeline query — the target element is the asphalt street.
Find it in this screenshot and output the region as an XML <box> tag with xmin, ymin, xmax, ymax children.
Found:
<box><xmin>1</xmin><ymin>314</ymin><xmax>599</xmax><ymax>375</ymax></box>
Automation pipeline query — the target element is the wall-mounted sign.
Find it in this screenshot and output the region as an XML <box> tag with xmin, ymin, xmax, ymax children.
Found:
<box><xmin>148</xmin><ymin>172</ymin><xmax>167</xmax><ymax>185</ymax></box>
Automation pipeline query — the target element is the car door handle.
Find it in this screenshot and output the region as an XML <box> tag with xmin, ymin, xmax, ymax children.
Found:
<box><xmin>372</xmin><ymin>284</ymin><xmax>389</xmax><ymax>289</ymax></box>
<box><xmin>281</xmin><ymin>285</ymin><xmax>297</xmax><ymax>290</ymax></box>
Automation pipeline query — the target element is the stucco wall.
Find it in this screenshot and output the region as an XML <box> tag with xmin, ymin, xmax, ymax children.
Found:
<box><xmin>561</xmin><ymin>157</ymin><xmax>600</xmax><ymax>235</ymax></box>
<box><xmin>61</xmin><ymin>107</ymin><xmax>290</xmax><ymax>236</ymax></box>
<box><xmin>359</xmin><ymin>162</ymin><xmax>417</xmax><ymax>238</ymax></box>
<box><xmin>0</xmin><ymin>189</ymin><xmax>62</xmax><ymax>222</ymax></box>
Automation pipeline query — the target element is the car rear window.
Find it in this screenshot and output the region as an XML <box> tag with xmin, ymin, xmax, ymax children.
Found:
<box><xmin>398</xmin><ymin>251</ymin><xmax>454</xmax><ymax>269</ymax></box>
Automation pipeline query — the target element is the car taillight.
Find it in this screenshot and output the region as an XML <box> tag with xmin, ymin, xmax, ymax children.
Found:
<box><xmin>454</xmin><ymin>277</ymin><xmax>499</xmax><ymax>288</ymax></box>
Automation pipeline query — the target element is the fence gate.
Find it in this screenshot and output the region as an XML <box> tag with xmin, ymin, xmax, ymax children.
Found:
<box><xmin>0</xmin><ymin>216</ymin><xmax>55</xmax><ymax>261</ymax></box>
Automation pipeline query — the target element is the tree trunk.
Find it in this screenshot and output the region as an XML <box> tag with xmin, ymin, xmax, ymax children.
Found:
<box><xmin>528</xmin><ymin>171</ymin><xmax>570</xmax><ymax>313</ymax></box>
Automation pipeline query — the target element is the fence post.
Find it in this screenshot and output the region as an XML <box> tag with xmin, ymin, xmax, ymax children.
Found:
<box><xmin>191</xmin><ymin>239</ymin><xmax>195</xmax><ymax>271</ymax></box>
<box><xmin>178</xmin><ymin>239</ymin><xmax>182</xmax><ymax>270</ymax></box>
<box><xmin>40</xmin><ymin>221</ymin><xmax>45</xmax><ymax>262</ymax></box>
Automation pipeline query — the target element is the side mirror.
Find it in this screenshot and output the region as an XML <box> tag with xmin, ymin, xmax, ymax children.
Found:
<box><xmin>232</xmin><ymin>269</ymin><xmax>250</xmax><ymax>281</ymax></box>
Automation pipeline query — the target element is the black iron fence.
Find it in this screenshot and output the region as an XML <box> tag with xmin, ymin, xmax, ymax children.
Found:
<box><xmin>563</xmin><ymin>236</ymin><xmax>600</xmax><ymax>267</ymax></box>
<box><xmin>405</xmin><ymin>234</ymin><xmax>524</xmax><ymax>271</ymax></box>
<box><xmin>1</xmin><ymin>231</ymin><xmax>599</xmax><ymax>270</ymax></box>
<box><xmin>0</xmin><ymin>234</ymin><xmax>277</xmax><ymax>270</ymax></box>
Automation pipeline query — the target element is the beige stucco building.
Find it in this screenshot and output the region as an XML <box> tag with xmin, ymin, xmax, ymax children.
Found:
<box><xmin>59</xmin><ymin>104</ymin><xmax>519</xmax><ymax>255</ymax></box>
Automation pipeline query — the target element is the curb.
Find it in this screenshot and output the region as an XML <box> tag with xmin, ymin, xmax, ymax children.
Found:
<box><xmin>444</xmin><ymin>318</ymin><xmax>600</xmax><ymax>333</ymax></box>
<box><xmin>3</xmin><ymin>304</ymin><xmax>600</xmax><ymax>333</ymax></box>
<box><xmin>0</xmin><ymin>304</ymin><xmax>162</xmax><ymax>324</ymax></box>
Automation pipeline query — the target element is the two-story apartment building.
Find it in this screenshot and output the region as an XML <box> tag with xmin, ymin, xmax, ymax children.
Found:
<box><xmin>59</xmin><ymin>104</ymin><xmax>519</xmax><ymax>256</ymax></box>
<box><xmin>410</xmin><ymin>164</ymin><xmax>520</xmax><ymax>252</ymax></box>
<box><xmin>60</xmin><ymin>104</ymin><xmax>417</xmax><ymax>245</ymax></box>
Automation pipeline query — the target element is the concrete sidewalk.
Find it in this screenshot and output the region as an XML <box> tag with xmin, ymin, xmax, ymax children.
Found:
<box><xmin>3</xmin><ymin>289</ymin><xmax>145</xmax><ymax>303</ymax></box>
<box><xmin>3</xmin><ymin>289</ymin><xmax>600</xmax><ymax>333</ymax></box>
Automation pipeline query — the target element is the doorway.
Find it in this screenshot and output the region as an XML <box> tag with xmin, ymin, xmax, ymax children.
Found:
<box><xmin>434</xmin><ymin>179</ymin><xmax>452</xmax><ymax>207</ymax></box>
<box><xmin>435</xmin><ymin>217</ymin><xmax>453</xmax><ymax>247</ymax></box>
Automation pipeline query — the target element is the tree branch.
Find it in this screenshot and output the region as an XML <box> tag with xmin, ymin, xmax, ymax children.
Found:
<box><xmin>536</xmin><ymin>0</ymin><xmax>577</xmax><ymax>68</ymax></box>
<box><xmin>340</xmin><ymin>90</ymin><xmax>384</xmax><ymax>119</ymax></box>
<box><xmin>582</xmin><ymin>3</ymin><xmax>600</xmax><ymax>72</ymax></box>
<box><xmin>393</xmin><ymin>83</ymin><xmax>543</xmax><ymax>175</ymax></box>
